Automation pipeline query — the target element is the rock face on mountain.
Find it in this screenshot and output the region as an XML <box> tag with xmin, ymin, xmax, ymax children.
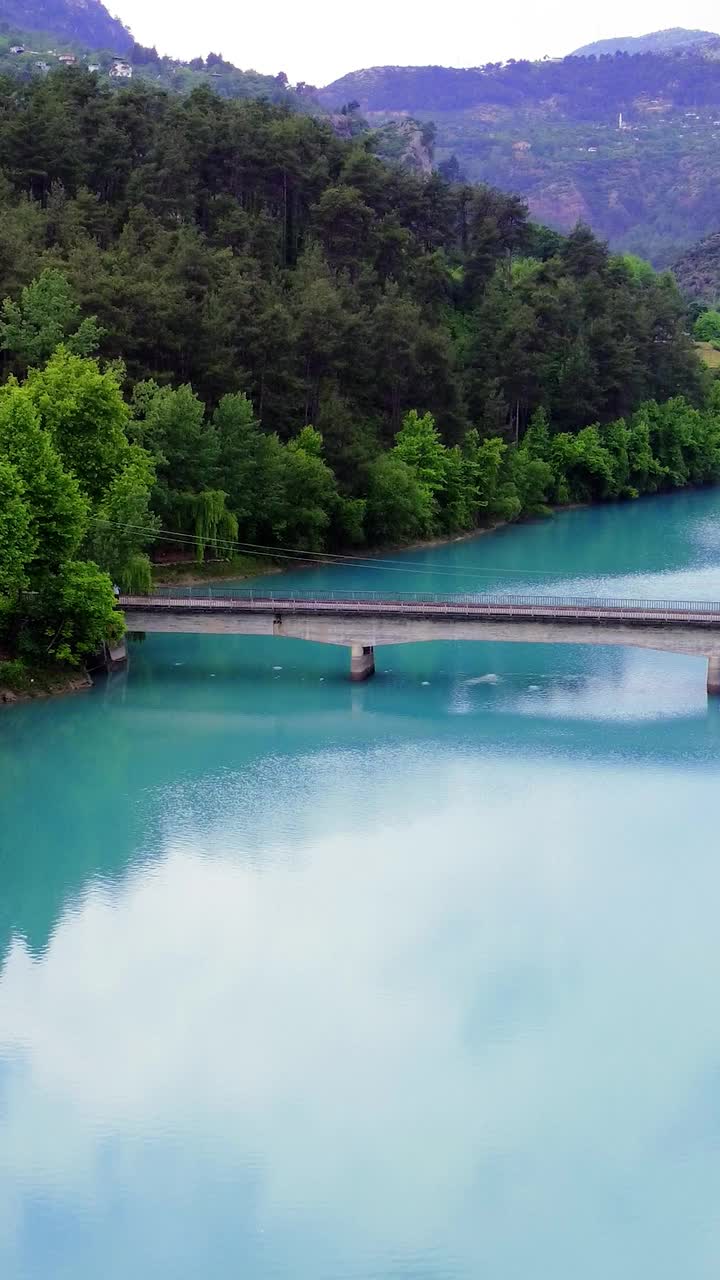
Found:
<box><xmin>571</xmin><ymin>28</ymin><xmax>718</xmax><ymax>57</ymax></box>
<box><xmin>0</xmin><ymin>0</ymin><xmax>132</xmax><ymax>51</ymax></box>
<box><xmin>318</xmin><ymin>48</ymin><xmax>720</xmax><ymax>264</ymax></box>
<box><xmin>673</xmin><ymin>233</ymin><xmax>720</xmax><ymax>304</ymax></box>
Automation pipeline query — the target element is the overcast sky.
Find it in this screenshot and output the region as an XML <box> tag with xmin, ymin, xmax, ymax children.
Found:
<box><xmin>114</xmin><ymin>1</ymin><xmax>720</xmax><ymax>86</ymax></box>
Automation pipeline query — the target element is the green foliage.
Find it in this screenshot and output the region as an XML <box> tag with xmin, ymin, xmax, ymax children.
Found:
<box><xmin>87</xmin><ymin>447</ymin><xmax>156</xmax><ymax>589</ymax></box>
<box><xmin>186</xmin><ymin>489</ymin><xmax>238</xmax><ymax>563</ymax></box>
<box><xmin>19</xmin><ymin>558</ymin><xmax>123</xmax><ymax>666</ymax></box>
<box><xmin>621</xmin><ymin>255</ymin><xmax>657</xmax><ymax>285</ymax></box>
<box><xmin>1</xmin><ymin>79</ymin><xmax>719</xmax><ymax>677</ymax></box>
<box><xmin>461</xmin><ymin>432</ymin><xmax>507</xmax><ymax>521</ymax></box>
<box><xmin>0</xmin><ymin>352</ymin><xmax>147</xmax><ymax>664</ymax></box>
<box><xmin>0</xmin><ymin>455</ymin><xmax>33</xmax><ymax>601</ymax></box>
<box><xmin>393</xmin><ymin>410</ymin><xmax>449</xmax><ymax>523</ymax></box>
<box><xmin>320</xmin><ymin>55</ymin><xmax>720</xmax><ymax>267</ymax></box>
<box><xmin>510</xmin><ymin>450</ymin><xmax>553</xmax><ymax>515</ymax></box>
<box><xmin>0</xmin><ymin>77</ymin><xmax>703</xmax><ymax>444</ymax></box>
<box><xmin>132</xmin><ymin>381</ymin><xmax>217</xmax><ymax>525</ymax></box>
<box><xmin>365</xmin><ymin>454</ymin><xmax>434</xmax><ymax>544</ymax></box>
<box><xmin>0</xmin><ymin>657</ymin><xmax>28</xmax><ymax>689</ymax></box>
<box><xmin>0</xmin><ymin>269</ymin><xmax>102</xmax><ymax>373</ymax></box>
<box><xmin>0</xmin><ymin>382</ymin><xmax>88</xmax><ymax>572</ymax></box>
<box><xmin>273</xmin><ymin>429</ymin><xmax>340</xmax><ymax>551</ymax></box>
<box><xmin>25</xmin><ymin>348</ymin><xmax>133</xmax><ymax>502</ymax></box>
<box><xmin>693</xmin><ymin>310</ymin><xmax>720</xmax><ymax>345</ymax></box>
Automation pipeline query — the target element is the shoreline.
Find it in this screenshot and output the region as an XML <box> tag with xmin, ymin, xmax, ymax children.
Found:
<box><xmin>150</xmin><ymin>517</ymin><xmax>527</xmax><ymax>588</ymax></box>
<box><xmin>1</xmin><ymin>491</ymin><xmax>684</xmax><ymax>706</ymax></box>
<box><xmin>0</xmin><ymin>667</ymin><xmax>92</xmax><ymax>707</ymax></box>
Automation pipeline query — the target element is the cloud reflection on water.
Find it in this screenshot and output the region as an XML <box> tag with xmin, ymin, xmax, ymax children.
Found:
<box><xmin>2</xmin><ymin>749</ymin><xmax>720</xmax><ymax>1278</ymax></box>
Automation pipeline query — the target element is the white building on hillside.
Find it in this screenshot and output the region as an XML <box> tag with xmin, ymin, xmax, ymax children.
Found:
<box><xmin>110</xmin><ymin>61</ymin><xmax>133</xmax><ymax>79</ymax></box>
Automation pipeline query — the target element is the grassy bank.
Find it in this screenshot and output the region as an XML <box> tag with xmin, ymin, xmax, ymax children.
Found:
<box><xmin>0</xmin><ymin>657</ymin><xmax>92</xmax><ymax>705</ymax></box>
<box><xmin>696</xmin><ymin>341</ymin><xmax>720</xmax><ymax>369</ymax></box>
<box><xmin>151</xmin><ymin>553</ymin><xmax>281</xmax><ymax>588</ymax></box>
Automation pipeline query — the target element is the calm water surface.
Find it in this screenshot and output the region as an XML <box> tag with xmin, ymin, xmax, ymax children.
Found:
<box><xmin>3</xmin><ymin>491</ymin><xmax>720</xmax><ymax>1278</ymax></box>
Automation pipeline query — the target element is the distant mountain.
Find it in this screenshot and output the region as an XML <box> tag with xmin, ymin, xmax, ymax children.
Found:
<box><xmin>0</xmin><ymin>0</ymin><xmax>132</xmax><ymax>51</ymax></box>
<box><xmin>317</xmin><ymin>50</ymin><xmax>720</xmax><ymax>265</ymax></box>
<box><xmin>572</xmin><ymin>28</ymin><xmax>718</xmax><ymax>57</ymax></box>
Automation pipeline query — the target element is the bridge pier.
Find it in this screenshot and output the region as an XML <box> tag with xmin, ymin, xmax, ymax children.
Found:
<box><xmin>118</xmin><ymin>594</ymin><xmax>720</xmax><ymax>693</ymax></box>
<box><xmin>350</xmin><ymin>644</ymin><xmax>375</xmax><ymax>682</ymax></box>
<box><xmin>102</xmin><ymin>638</ymin><xmax>128</xmax><ymax>671</ymax></box>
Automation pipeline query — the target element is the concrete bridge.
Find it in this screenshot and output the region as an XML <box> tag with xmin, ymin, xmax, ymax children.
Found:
<box><xmin>114</xmin><ymin>589</ymin><xmax>720</xmax><ymax>694</ymax></box>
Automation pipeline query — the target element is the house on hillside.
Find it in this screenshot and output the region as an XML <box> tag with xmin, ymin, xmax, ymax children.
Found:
<box><xmin>58</xmin><ymin>54</ymin><xmax>76</xmax><ymax>64</ymax></box>
<box><xmin>35</xmin><ymin>61</ymin><xmax>50</xmax><ymax>72</ymax></box>
<box><xmin>88</xmin><ymin>63</ymin><xmax>100</xmax><ymax>72</ymax></box>
<box><xmin>10</xmin><ymin>45</ymin><xmax>25</xmax><ymax>54</ymax></box>
<box><xmin>110</xmin><ymin>61</ymin><xmax>132</xmax><ymax>79</ymax></box>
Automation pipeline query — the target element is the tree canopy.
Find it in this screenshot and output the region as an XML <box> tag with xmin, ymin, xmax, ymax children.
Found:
<box><xmin>0</xmin><ymin>74</ymin><xmax>718</xmax><ymax>678</ymax></box>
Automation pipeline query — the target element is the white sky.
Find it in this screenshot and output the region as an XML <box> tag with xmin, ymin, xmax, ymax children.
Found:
<box><xmin>113</xmin><ymin>0</ymin><xmax>720</xmax><ymax>85</ymax></box>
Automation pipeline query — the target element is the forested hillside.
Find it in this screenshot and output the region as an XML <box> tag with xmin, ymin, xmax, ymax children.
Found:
<box><xmin>673</xmin><ymin>233</ymin><xmax>720</xmax><ymax>305</ymax></box>
<box><xmin>571</xmin><ymin>29</ymin><xmax>717</xmax><ymax>57</ymax></box>
<box><xmin>0</xmin><ymin>0</ymin><xmax>131</xmax><ymax>49</ymax></box>
<box><xmin>318</xmin><ymin>48</ymin><xmax>720</xmax><ymax>264</ymax></box>
<box><xmin>1</xmin><ymin>69</ymin><xmax>719</xmax><ymax>679</ymax></box>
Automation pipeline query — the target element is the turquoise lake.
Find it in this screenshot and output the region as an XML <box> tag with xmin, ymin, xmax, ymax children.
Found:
<box><xmin>2</xmin><ymin>489</ymin><xmax>720</xmax><ymax>1278</ymax></box>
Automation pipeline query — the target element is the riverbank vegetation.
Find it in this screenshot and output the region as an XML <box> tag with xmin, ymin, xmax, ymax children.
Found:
<box><xmin>1</xmin><ymin>72</ymin><xmax>719</xmax><ymax>681</ymax></box>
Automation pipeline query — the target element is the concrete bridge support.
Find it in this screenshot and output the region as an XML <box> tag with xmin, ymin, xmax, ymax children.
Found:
<box><xmin>350</xmin><ymin>644</ymin><xmax>375</xmax><ymax>682</ymax></box>
<box><xmin>116</xmin><ymin>595</ymin><xmax>720</xmax><ymax>692</ymax></box>
<box><xmin>102</xmin><ymin>639</ymin><xmax>128</xmax><ymax>670</ymax></box>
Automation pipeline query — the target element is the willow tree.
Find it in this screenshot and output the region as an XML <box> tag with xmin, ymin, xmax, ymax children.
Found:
<box><xmin>186</xmin><ymin>490</ymin><xmax>239</xmax><ymax>562</ymax></box>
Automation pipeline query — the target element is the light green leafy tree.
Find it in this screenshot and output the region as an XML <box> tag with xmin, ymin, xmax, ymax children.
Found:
<box><xmin>0</xmin><ymin>457</ymin><xmax>34</xmax><ymax>606</ymax></box>
<box><xmin>132</xmin><ymin>380</ymin><xmax>218</xmax><ymax>528</ymax></box>
<box><xmin>601</xmin><ymin>418</ymin><xmax>634</xmax><ymax>498</ymax></box>
<box><xmin>392</xmin><ymin>410</ymin><xmax>448</xmax><ymax>530</ymax></box>
<box><xmin>0</xmin><ymin>269</ymin><xmax>103</xmax><ymax>372</ymax></box>
<box><xmin>0</xmin><ymin>380</ymin><xmax>121</xmax><ymax>665</ymax></box>
<box><xmin>693</xmin><ymin>310</ymin><xmax>720</xmax><ymax>346</ymax></box>
<box><xmin>25</xmin><ymin>347</ymin><xmax>133</xmax><ymax>503</ymax></box>
<box><xmin>458</xmin><ymin>430</ymin><xmax>504</xmax><ymax>519</ymax></box>
<box><xmin>0</xmin><ymin>384</ymin><xmax>88</xmax><ymax>573</ymax></box>
<box><xmin>272</xmin><ymin>427</ymin><xmax>340</xmax><ymax>551</ymax></box>
<box><xmin>550</xmin><ymin>428</ymin><xmax>616</xmax><ymax>503</ymax></box>
<box><xmin>212</xmin><ymin>392</ymin><xmax>265</xmax><ymax>534</ymax></box>
<box><xmin>88</xmin><ymin>449</ymin><xmax>158</xmax><ymax>591</ymax></box>
<box><xmin>25</xmin><ymin>560</ymin><xmax>124</xmax><ymax>666</ymax></box>
<box><xmin>185</xmin><ymin>490</ymin><xmax>239</xmax><ymax>563</ymax></box>
<box><xmin>438</xmin><ymin>444</ymin><xmax>474</xmax><ymax>532</ymax></box>
<box><xmin>510</xmin><ymin>449</ymin><xmax>553</xmax><ymax>515</ymax></box>
<box><xmin>364</xmin><ymin>454</ymin><xmax>434</xmax><ymax>544</ymax></box>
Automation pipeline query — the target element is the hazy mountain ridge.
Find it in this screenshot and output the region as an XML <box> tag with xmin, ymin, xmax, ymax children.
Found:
<box><xmin>571</xmin><ymin>28</ymin><xmax>718</xmax><ymax>57</ymax></box>
<box><xmin>317</xmin><ymin>49</ymin><xmax>720</xmax><ymax>264</ymax></box>
<box><xmin>317</xmin><ymin>49</ymin><xmax>720</xmax><ymax>117</ymax></box>
<box><xmin>7</xmin><ymin>7</ymin><xmax>720</xmax><ymax>266</ymax></box>
<box><xmin>0</xmin><ymin>7</ymin><xmax>432</xmax><ymax>175</ymax></box>
<box><xmin>0</xmin><ymin>0</ymin><xmax>132</xmax><ymax>50</ymax></box>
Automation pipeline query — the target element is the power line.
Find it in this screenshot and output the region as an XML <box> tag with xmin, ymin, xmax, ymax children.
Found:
<box><xmin>91</xmin><ymin>517</ymin><xmax>579</xmax><ymax>581</ymax></box>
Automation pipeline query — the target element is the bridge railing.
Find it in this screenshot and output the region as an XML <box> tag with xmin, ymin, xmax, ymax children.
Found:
<box><xmin>145</xmin><ymin>586</ymin><xmax>720</xmax><ymax>614</ymax></box>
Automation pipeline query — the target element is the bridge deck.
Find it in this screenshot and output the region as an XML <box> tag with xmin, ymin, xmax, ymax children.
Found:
<box><xmin>118</xmin><ymin>592</ymin><xmax>720</xmax><ymax>629</ymax></box>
